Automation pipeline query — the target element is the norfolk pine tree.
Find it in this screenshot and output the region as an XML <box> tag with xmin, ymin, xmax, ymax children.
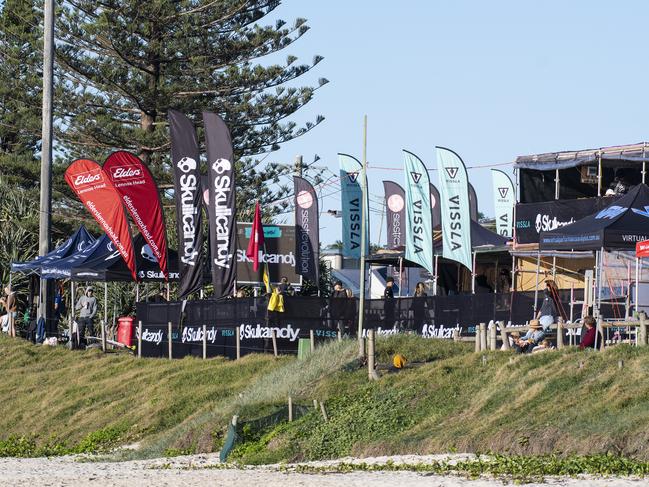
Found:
<box><xmin>56</xmin><ymin>0</ymin><xmax>328</xmax><ymax>217</ymax></box>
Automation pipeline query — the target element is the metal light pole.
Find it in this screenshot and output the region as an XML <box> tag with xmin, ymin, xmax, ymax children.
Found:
<box><xmin>357</xmin><ymin>116</ymin><xmax>368</xmax><ymax>356</ymax></box>
<box><xmin>38</xmin><ymin>0</ymin><xmax>55</xmax><ymax>324</ymax></box>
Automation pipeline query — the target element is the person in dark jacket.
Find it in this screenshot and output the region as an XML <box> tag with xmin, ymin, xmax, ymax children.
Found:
<box><xmin>384</xmin><ymin>277</ymin><xmax>395</xmax><ymax>328</ymax></box>
<box><xmin>580</xmin><ymin>315</ymin><xmax>603</xmax><ymax>350</ymax></box>
<box><xmin>330</xmin><ymin>280</ymin><xmax>348</xmax><ymax>333</ymax></box>
<box><xmin>410</xmin><ymin>282</ymin><xmax>428</xmax><ymax>331</ymax></box>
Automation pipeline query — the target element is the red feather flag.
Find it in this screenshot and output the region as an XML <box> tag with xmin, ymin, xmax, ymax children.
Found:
<box><xmin>246</xmin><ymin>201</ymin><xmax>264</xmax><ymax>272</ymax></box>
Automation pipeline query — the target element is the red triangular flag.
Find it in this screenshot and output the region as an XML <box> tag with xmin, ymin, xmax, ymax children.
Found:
<box><xmin>246</xmin><ymin>201</ymin><xmax>265</xmax><ymax>272</ymax></box>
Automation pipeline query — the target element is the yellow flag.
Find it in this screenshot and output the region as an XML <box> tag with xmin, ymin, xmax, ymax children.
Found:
<box><xmin>262</xmin><ymin>262</ymin><xmax>271</xmax><ymax>294</ymax></box>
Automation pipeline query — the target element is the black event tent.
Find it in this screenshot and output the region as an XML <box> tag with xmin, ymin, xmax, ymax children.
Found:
<box><xmin>540</xmin><ymin>183</ymin><xmax>649</xmax><ymax>251</ymax></box>
<box><xmin>434</xmin><ymin>220</ymin><xmax>509</xmax><ymax>251</ymax></box>
<box><xmin>366</xmin><ymin>221</ymin><xmax>509</xmax><ymax>266</ymax></box>
<box><xmin>71</xmin><ymin>233</ymin><xmax>179</xmax><ymax>282</ymax></box>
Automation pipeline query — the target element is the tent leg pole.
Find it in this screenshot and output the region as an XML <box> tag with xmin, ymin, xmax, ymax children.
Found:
<box><xmin>166</xmin><ymin>282</ymin><xmax>170</xmax><ymax>301</ymax></box>
<box><xmin>136</xmin><ymin>283</ymin><xmax>140</xmax><ymax>303</ymax></box>
<box><xmin>104</xmin><ymin>282</ymin><xmax>108</xmax><ymax>332</ymax></box>
<box><xmin>471</xmin><ymin>251</ymin><xmax>476</xmax><ymax>294</ymax></box>
<box><xmin>597</xmin><ymin>247</ymin><xmax>604</xmax><ymax>319</ymax></box>
<box><xmin>569</xmin><ymin>283</ymin><xmax>574</xmax><ymax>324</ymax></box>
<box><xmin>69</xmin><ymin>281</ymin><xmax>74</xmax><ymax>348</ymax></box>
<box><xmin>432</xmin><ymin>255</ymin><xmax>439</xmax><ymax>296</ymax></box>
<box><xmin>636</xmin><ymin>257</ymin><xmax>640</xmax><ymax>318</ymax></box>
<box><xmin>398</xmin><ymin>258</ymin><xmax>403</xmax><ymax>298</ymax></box>
<box><xmin>533</xmin><ymin>251</ymin><xmax>541</xmax><ymax>319</ymax></box>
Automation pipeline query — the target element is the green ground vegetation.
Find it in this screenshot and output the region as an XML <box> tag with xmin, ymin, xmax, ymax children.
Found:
<box><xmin>1</xmin><ymin>333</ymin><xmax>649</xmax><ymax>468</ymax></box>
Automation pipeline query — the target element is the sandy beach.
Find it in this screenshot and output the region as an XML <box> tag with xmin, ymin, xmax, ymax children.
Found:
<box><xmin>0</xmin><ymin>454</ymin><xmax>644</xmax><ymax>487</ymax></box>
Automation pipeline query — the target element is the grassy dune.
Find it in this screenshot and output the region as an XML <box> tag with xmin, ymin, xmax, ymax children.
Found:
<box><xmin>1</xmin><ymin>334</ymin><xmax>649</xmax><ymax>463</ymax></box>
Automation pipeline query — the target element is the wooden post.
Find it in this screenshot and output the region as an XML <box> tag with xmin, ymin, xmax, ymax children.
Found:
<box><xmin>202</xmin><ymin>324</ymin><xmax>207</xmax><ymax>360</ymax></box>
<box><xmin>489</xmin><ymin>322</ymin><xmax>497</xmax><ymax>351</ymax></box>
<box><xmin>288</xmin><ymin>396</ymin><xmax>293</xmax><ymax>422</ymax></box>
<box><xmin>236</xmin><ymin>326</ymin><xmax>241</xmax><ymax>360</ymax></box>
<box><xmin>453</xmin><ymin>329</ymin><xmax>460</xmax><ymax>343</ymax></box>
<box><xmin>337</xmin><ymin>330</ymin><xmax>342</xmax><ymax>342</ymax></box>
<box><xmin>479</xmin><ymin>322</ymin><xmax>487</xmax><ymax>351</ymax></box>
<box><xmin>557</xmin><ymin>320</ymin><xmax>564</xmax><ymax>349</ymax></box>
<box><xmin>639</xmin><ymin>313</ymin><xmax>647</xmax><ymax>346</ymax></box>
<box><xmin>310</xmin><ymin>329</ymin><xmax>315</xmax><ymax>352</ymax></box>
<box><xmin>313</xmin><ymin>399</ymin><xmax>318</xmax><ymax>410</ymax></box>
<box><xmin>596</xmin><ymin>317</ymin><xmax>605</xmax><ymax>350</ymax></box>
<box><xmin>499</xmin><ymin>321</ymin><xmax>509</xmax><ymax>351</ymax></box>
<box><xmin>101</xmin><ymin>321</ymin><xmax>107</xmax><ymax>352</ymax></box>
<box><xmin>368</xmin><ymin>329</ymin><xmax>376</xmax><ymax>381</ymax></box>
<box><xmin>618</xmin><ymin>359</ymin><xmax>624</xmax><ymax>370</ymax></box>
<box><xmin>481</xmin><ymin>355</ymin><xmax>487</xmax><ymax>366</ymax></box>
<box><xmin>475</xmin><ymin>326</ymin><xmax>481</xmax><ymax>352</ymax></box>
<box><xmin>137</xmin><ymin>320</ymin><xmax>142</xmax><ymax>359</ymax></box>
<box><xmin>272</xmin><ymin>329</ymin><xmax>278</xmax><ymax>357</ymax></box>
<box><xmin>168</xmin><ymin>321</ymin><xmax>172</xmax><ymax>360</ymax></box>
<box><xmin>319</xmin><ymin>401</ymin><xmax>328</xmax><ymax>422</ymax></box>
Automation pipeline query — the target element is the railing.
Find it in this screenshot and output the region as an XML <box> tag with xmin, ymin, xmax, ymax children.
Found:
<box><xmin>467</xmin><ymin>313</ymin><xmax>648</xmax><ymax>352</ymax></box>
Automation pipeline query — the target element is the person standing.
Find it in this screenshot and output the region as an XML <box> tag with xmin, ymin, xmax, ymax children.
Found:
<box><xmin>54</xmin><ymin>283</ymin><xmax>67</xmax><ymax>330</ymax></box>
<box><xmin>330</xmin><ymin>280</ymin><xmax>347</xmax><ymax>333</ymax></box>
<box><xmin>75</xmin><ymin>286</ymin><xmax>97</xmax><ymax>347</ymax></box>
<box><xmin>0</xmin><ymin>286</ymin><xmax>17</xmax><ymax>337</ymax></box>
<box><xmin>277</xmin><ymin>276</ymin><xmax>294</xmax><ymax>296</ymax></box>
<box><xmin>383</xmin><ymin>277</ymin><xmax>396</xmax><ymax>328</ymax></box>
<box><xmin>410</xmin><ymin>282</ymin><xmax>428</xmax><ymax>331</ymax></box>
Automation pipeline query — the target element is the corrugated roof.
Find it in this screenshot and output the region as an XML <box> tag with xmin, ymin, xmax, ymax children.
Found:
<box><xmin>515</xmin><ymin>142</ymin><xmax>649</xmax><ymax>170</ymax></box>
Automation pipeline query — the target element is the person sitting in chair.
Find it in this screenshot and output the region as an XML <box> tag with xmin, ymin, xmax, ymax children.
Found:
<box><xmin>513</xmin><ymin>320</ymin><xmax>545</xmax><ymax>354</ymax></box>
<box><xmin>580</xmin><ymin>315</ymin><xmax>603</xmax><ymax>350</ymax></box>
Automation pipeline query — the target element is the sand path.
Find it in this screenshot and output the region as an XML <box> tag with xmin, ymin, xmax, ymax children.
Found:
<box><xmin>0</xmin><ymin>454</ymin><xmax>644</xmax><ymax>486</ymax></box>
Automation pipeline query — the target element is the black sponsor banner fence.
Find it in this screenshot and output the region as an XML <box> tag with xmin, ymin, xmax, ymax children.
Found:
<box><xmin>135</xmin><ymin>289</ymin><xmax>605</xmax><ymax>358</ymax></box>
<box><xmin>515</xmin><ymin>197</ymin><xmax>616</xmax><ymax>244</ymax></box>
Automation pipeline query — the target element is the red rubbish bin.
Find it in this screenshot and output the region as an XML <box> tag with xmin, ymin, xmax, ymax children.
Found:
<box><xmin>117</xmin><ymin>316</ymin><xmax>135</xmax><ymax>347</ymax></box>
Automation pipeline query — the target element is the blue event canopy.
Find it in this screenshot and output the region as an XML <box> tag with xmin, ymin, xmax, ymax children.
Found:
<box><xmin>71</xmin><ymin>233</ymin><xmax>179</xmax><ymax>282</ymax></box>
<box><xmin>10</xmin><ymin>225</ymin><xmax>95</xmax><ymax>275</ymax></box>
<box><xmin>40</xmin><ymin>234</ymin><xmax>113</xmax><ymax>280</ymax></box>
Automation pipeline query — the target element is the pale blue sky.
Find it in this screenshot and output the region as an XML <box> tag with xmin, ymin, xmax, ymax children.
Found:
<box><xmin>266</xmin><ymin>0</ymin><xmax>649</xmax><ymax>245</ymax></box>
